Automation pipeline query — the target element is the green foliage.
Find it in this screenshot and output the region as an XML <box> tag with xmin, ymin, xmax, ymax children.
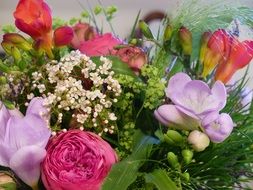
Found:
<box><xmin>1</xmin><ymin>25</ymin><xmax>16</xmax><ymax>33</ymax></box>
<box><xmin>144</xmin><ymin>169</ymin><xmax>179</xmax><ymax>190</ymax></box>
<box><xmin>102</xmin><ymin>131</ymin><xmax>158</xmax><ymax>190</ymax></box>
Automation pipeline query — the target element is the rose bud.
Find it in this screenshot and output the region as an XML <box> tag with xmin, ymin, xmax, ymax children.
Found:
<box><xmin>71</xmin><ymin>22</ymin><xmax>97</xmax><ymax>49</ymax></box>
<box><xmin>188</xmin><ymin>130</ymin><xmax>210</xmax><ymax>152</ymax></box>
<box><xmin>41</xmin><ymin>130</ymin><xmax>117</xmax><ymax>190</ymax></box>
<box><xmin>179</xmin><ymin>26</ymin><xmax>192</xmax><ymax>55</ymax></box>
<box><xmin>111</xmin><ymin>45</ymin><xmax>147</xmax><ymax>74</ymax></box>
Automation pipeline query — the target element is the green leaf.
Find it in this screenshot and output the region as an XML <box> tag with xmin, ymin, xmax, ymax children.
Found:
<box><xmin>145</xmin><ymin>169</ymin><xmax>179</xmax><ymax>190</ymax></box>
<box><xmin>91</xmin><ymin>56</ymin><xmax>137</xmax><ymax>78</ymax></box>
<box><xmin>102</xmin><ymin>131</ymin><xmax>158</xmax><ymax>190</ymax></box>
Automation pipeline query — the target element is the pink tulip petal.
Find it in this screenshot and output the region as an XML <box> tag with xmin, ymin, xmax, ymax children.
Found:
<box><xmin>10</xmin><ymin>145</ymin><xmax>46</xmax><ymax>187</ymax></box>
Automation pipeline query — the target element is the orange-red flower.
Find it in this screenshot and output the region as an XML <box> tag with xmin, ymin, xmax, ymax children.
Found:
<box><xmin>13</xmin><ymin>0</ymin><xmax>73</xmax><ymax>58</ymax></box>
<box><xmin>215</xmin><ymin>38</ymin><xmax>253</xmax><ymax>83</ymax></box>
<box><xmin>201</xmin><ymin>29</ymin><xmax>228</xmax><ymax>78</ymax></box>
<box><xmin>201</xmin><ymin>29</ymin><xmax>253</xmax><ymax>83</ymax></box>
<box><xmin>14</xmin><ymin>0</ymin><xmax>53</xmax><ymax>57</ymax></box>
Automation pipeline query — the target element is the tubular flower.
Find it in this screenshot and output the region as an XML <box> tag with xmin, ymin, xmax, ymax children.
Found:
<box><xmin>13</xmin><ymin>0</ymin><xmax>74</xmax><ymax>58</ymax></box>
<box><xmin>215</xmin><ymin>38</ymin><xmax>253</xmax><ymax>83</ymax></box>
<box><xmin>201</xmin><ymin>29</ymin><xmax>229</xmax><ymax>78</ymax></box>
<box><xmin>14</xmin><ymin>0</ymin><xmax>53</xmax><ymax>57</ymax></box>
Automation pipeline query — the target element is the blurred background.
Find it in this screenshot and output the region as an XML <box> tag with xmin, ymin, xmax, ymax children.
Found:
<box><xmin>0</xmin><ymin>0</ymin><xmax>253</xmax><ymax>85</ymax></box>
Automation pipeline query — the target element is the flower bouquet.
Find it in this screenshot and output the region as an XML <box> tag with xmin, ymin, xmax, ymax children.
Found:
<box><xmin>0</xmin><ymin>0</ymin><xmax>253</xmax><ymax>189</ymax></box>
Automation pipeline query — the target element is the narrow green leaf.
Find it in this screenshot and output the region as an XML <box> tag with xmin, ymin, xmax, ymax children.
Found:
<box><xmin>139</xmin><ymin>20</ymin><xmax>154</xmax><ymax>39</ymax></box>
<box><xmin>145</xmin><ymin>169</ymin><xmax>180</xmax><ymax>190</ymax></box>
<box><xmin>102</xmin><ymin>131</ymin><xmax>158</xmax><ymax>190</ymax></box>
<box><xmin>130</xmin><ymin>10</ymin><xmax>141</xmax><ymax>38</ymax></box>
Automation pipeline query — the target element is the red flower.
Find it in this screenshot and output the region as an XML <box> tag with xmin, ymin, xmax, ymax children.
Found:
<box><xmin>71</xmin><ymin>22</ymin><xmax>97</xmax><ymax>49</ymax></box>
<box><xmin>13</xmin><ymin>0</ymin><xmax>74</xmax><ymax>58</ymax></box>
<box><xmin>111</xmin><ymin>46</ymin><xmax>147</xmax><ymax>74</ymax></box>
<box><xmin>79</xmin><ymin>33</ymin><xmax>122</xmax><ymax>56</ymax></box>
<box><xmin>215</xmin><ymin>39</ymin><xmax>253</xmax><ymax>83</ymax></box>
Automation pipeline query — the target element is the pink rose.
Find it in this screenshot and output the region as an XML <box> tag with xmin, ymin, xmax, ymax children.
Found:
<box><xmin>41</xmin><ymin>130</ymin><xmax>117</xmax><ymax>190</ymax></box>
<box><xmin>71</xmin><ymin>22</ymin><xmax>96</xmax><ymax>49</ymax></box>
<box><xmin>112</xmin><ymin>46</ymin><xmax>147</xmax><ymax>74</ymax></box>
<box><xmin>79</xmin><ymin>33</ymin><xmax>122</xmax><ymax>56</ymax></box>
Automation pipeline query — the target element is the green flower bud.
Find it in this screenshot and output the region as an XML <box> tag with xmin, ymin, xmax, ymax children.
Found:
<box><xmin>167</xmin><ymin>152</ymin><xmax>179</xmax><ymax>168</ymax></box>
<box><xmin>179</xmin><ymin>26</ymin><xmax>192</xmax><ymax>55</ymax></box>
<box><xmin>3</xmin><ymin>100</ymin><xmax>15</xmax><ymax>110</ymax></box>
<box><xmin>139</xmin><ymin>20</ymin><xmax>154</xmax><ymax>39</ymax></box>
<box><xmin>182</xmin><ymin>149</ymin><xmax>193</xmax><ymax>164</ymax></box>
<box><xmin>166</xmin><ymin>130</ymin><xmax>184</xmax><ymax>143</ymax></box>
<box><xmin>11</xmin><ymin>46</ymin><xmax>22</xmax><ymax>63</ymax></box>
<box><xmin>94</xmin><ymin>6</ymin><xmax>102</xmax><ymax>15</ymax></box>
<box><xmin>164</xmin><ymin>25</ymin><xmax>173</xmax><ymax>41</ymax></box>
<box><xmin>3</xmin><ymin>33</ymin><xmax>32</xmax><ymax>51</ymax></box>
<box><xmin>181</xmin><ymin>172</ymin><xmax>190</xmax><ymax>182</ymax></box>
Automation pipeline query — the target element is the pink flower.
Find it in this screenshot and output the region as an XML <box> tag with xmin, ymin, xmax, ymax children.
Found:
<box><xmin>111</xmin><ymin>46</ymin><xmax>147</xmax><ymax>74</ymax></box>
<box><xmin>71</xmin><ymin>22</ymin><xmax>96</xmax><ymax>49</ymax></box>
<box><xmin>79</xmin><ymin>33</ymin><xmax>122</xmax><ymax>56</ymax></box>
<box><xmin>41</xmin><ymin>130</ymin><xmax>117</xmax><ymax>190</ymax></box>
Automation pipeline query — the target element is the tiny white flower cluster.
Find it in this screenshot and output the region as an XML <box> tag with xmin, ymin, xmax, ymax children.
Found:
<box><xmin>31</xmin><ymin>50</ymin><xmax>121</xmax><ymax>135</ymax></box>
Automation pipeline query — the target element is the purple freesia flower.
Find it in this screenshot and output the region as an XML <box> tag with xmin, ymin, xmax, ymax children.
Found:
<box><xmin>165</xmin><ymin>72</ymin><xmax>227</xmax><ymax>119</ymax></box>
<box><xmin>202</xmin><ymin>112</ymin><xmax>234</xmax><ymax>143</ymax></box>
<box><xmin>0</xmin><ymin>97</ymin><xmax>51</xmax><ymax>189</ymax></box>
<box><xmin>155</xmin><ymin>72</ymin><xmax>234</xmax><ymax>143</ymax></box>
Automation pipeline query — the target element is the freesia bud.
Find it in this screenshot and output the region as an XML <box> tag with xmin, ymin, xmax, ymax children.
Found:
<box><xmin>181</xmin><ymin>172</ymin><xmax>190</xmax><ymax>182</ymax></box>
<box><xmin>167</xmin><ymin>152</ymin><xmax>179</xmax><ymax>168</ymax></box>
<box><xmin>0</xmin><ymin>172</ymin><xmax>16</xmax><ymax>190</ymax></box>
<box><xmin>139</xmin><ymin>20</ymin><xmax>154</xmax><ymax>39</ymax></box>
<box><xmin>199</xmin><ymin>31</ymin><xmax>212</xmax><ymax>64</ymax></box>
<box><xmin>11</xmin><ymin>46</ymin><xmax>21</xmax><ymax>63</ymax></box>
<box><xmin>53</xmin><ymin>26</ymin><xmax>74</xmax><ymax>47</ymax></box>
<box><xmin>3</xmin><ymin>33</ymin><xmax>32</xmax><ymax>51</ymax></box>
<box><xmin>179</xmin><ymin>26</ymin><xmax>192</xmax><ymax>55</ymax></box>
<box><xmin>188</xmin><ymin>130</ymin><xmax>210</xmax><ymax>152</ymax></box>
<box><xmin>181</xmin><ymin>149</ymin><xmax>193</xmax><ymax>164</ymax></box>
<box><xmin>163</xmin><ymin>24</ymin><xmax>173</xmax><ymax>41</ymax></box>
<box><xmin>166</xmin><ymin>130</ymin><xmax>184</xmax><ymax>144</ymax></box>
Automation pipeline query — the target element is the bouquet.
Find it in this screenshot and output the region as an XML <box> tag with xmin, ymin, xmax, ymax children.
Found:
<box><xmin>0</xmin><ymin>0</ymin><xmax>253</xmax><ymax>189</ymax></box>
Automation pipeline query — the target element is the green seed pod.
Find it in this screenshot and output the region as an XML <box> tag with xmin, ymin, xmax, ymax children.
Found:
<box><xmin>166</xmin><ymin>130</ymin><xmax>184</xmax><ymax>143</ymax></box>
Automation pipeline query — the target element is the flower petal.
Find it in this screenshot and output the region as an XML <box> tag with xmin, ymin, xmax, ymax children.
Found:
<box><xmin>203</xmin><ymin>113</ymin><xmax>234</xmax><ymax>143</ymax></box>
<box><xmin>0</xmin><ymin>103</ymin><xmax>10</xmax><ymax>141</ymax></box>
<box><xmin>54</xmin><ymin>26</ymin><xmax>74</xmax><ymax>47</ymax></box>
<box><xmin>165</xmin><ymin>72</ymin><xmax>191</xmax><ymax>99</ymax></box>
<box><xmin>5</xmin><ymin>114</ymin><xmax>50</xmax><ymax>149</ymax></box>
<box><xmin>0</xmin><ymin>144</ymin><xmax>16</xmax><ymax>167</ymax></box>
<box><xmin>155</xmin><ymin>104</ymin><xmax>199</xmax><ymax>130</ymax></box>
<box><xmin>26</xmin><ymin>97</ymin><xmax>49</xmax><ymax>121</ymax></box>
<box><xmin>10</xmin><ymin>145</ymin><xmax>46</xmax><ymax>187</ymax></box>
<box><xmin>211</xmin><ymin>81</ymin><xmax>227</xmax><ymax>110</ymax></box>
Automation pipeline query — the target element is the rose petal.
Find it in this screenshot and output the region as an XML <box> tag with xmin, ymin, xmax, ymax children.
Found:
<box><xmin>10</xmin><ymin>145</ymin><xmax>46</xmax><ymax>187</ymax></box>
